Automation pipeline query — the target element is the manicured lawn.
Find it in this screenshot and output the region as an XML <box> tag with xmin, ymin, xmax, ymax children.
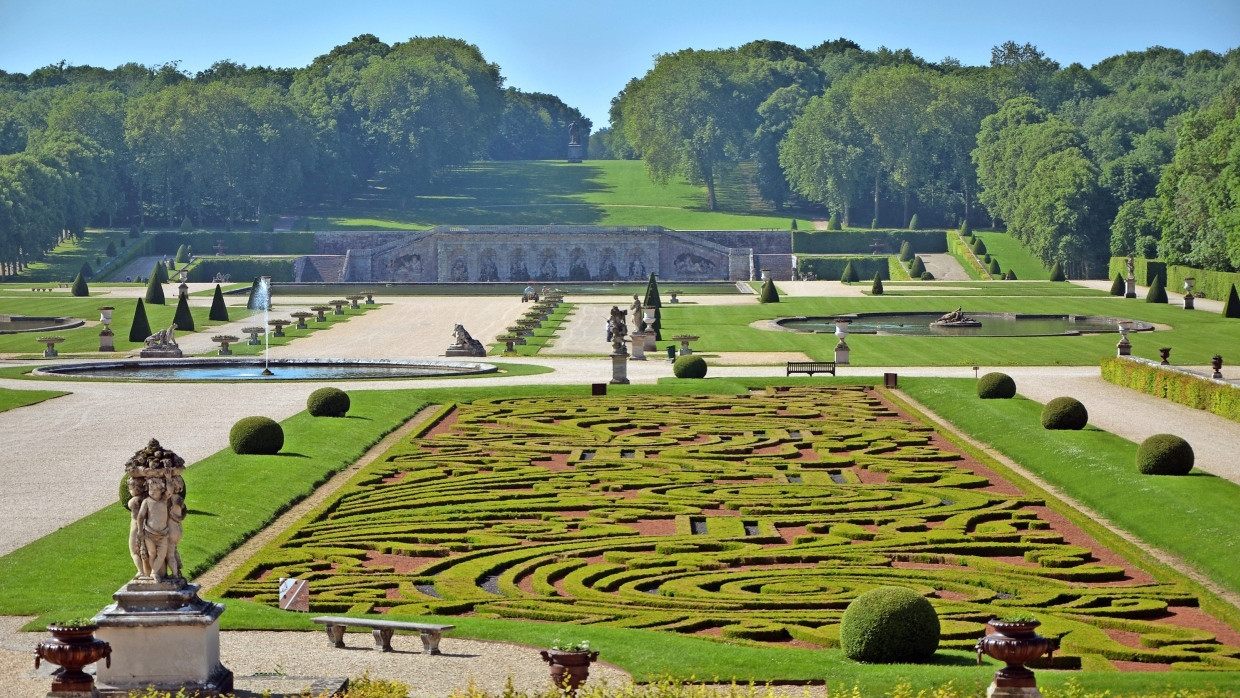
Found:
<box><xmin>973</xmin><ymin>231</ymin><xmax>1052</xmax><ymax>281</ymax></box>
<box><xmin>7</xmin><ymin>229</ymin><xmax>132</xmax><ymax>283</ymax></box>
<box><xmin>899</xmin><ymin>377</ymin><xmax>1240</xmax><ymax>601</ymax></box>
<box><xmin>664</xmin><ymin>286</ymin><xmax>1240</xmax><ymax>366</ymax></box>
<box><xmin>0</xmin><ymin>386</ymin><xmax>67</xmax><ymax>412</ymax></box>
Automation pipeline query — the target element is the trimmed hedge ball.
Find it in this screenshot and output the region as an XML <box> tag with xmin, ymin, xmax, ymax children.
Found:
<box><xmin>1136</xmin><ymin>434</ymin><xmax>1194</xmax><ymax>475</ymax></box>
<box><xmin>307</xmin><ymin>387</ymin><xmax>351</xmax><ymax>417</ymax></box>
<box><xmin>230</xmin><ymin>416</ymin><xmax>284</xmax><ymax>455</ymax></box>
<box><xmin>673</xmin><ymin>355</ymin><xmax>708</xmax><ymax>379</ymax></box>
<box><xmin>841</xmin><ymin>586</ymin><xmax>940</xmax><ymax>663</ymax></box>
<box><xmin>977</xmin><ymin>372</ymin><xmax>1016</xmax><ymax>399</ymax></box>
<box><xmin>1041</xmin><ymin>397</ymin><xmax>1088</xmax><ymax>430</ymax></box>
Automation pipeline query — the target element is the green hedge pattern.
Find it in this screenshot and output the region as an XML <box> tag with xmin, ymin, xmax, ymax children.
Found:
<box><xmin>151</xmin><ymin>231</ymin><xmax>316</xmax><ymax>256</ymax></box>
<box><xmin>792</xmin><ymin>231</ymin><xmax>948</xmax><ymax>255</ymax></box>
<box><xmin>1101</xmin><ymin>357</ymin><xmax>1240</xmax><ymax>422</ymax></box>
<box><xmin>218</xmin><ymin>387</ymin><xmax>1240</xmax><ymax>670</ymax></box>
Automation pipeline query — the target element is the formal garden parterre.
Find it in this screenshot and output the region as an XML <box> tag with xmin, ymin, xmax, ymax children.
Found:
<box><xmin>216</xmin><ymin>386</ymin><xmax>1240</xmax><ymax>672</ymax></box>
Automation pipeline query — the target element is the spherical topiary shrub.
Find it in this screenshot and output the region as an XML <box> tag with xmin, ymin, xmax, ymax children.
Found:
<box><xmin>1136</xmin><ymin>434</ymin><xmax>1194</xmax><ymax>475</ymax></box>
<box><xmin>1041</xmin><ymin>397</ymin><xmax>1088</xmax><ymax>430</ymax></box>
<box><xmin>977</xmin><ymin>372</ymin><xmax>1016</xmax><ymax>399</ymax></box>
<box><xmin>840</xmin><ymin>586</ymin><xmax>940</xmax><ymax>663</ymax></box>
<box><xmin>307</xmin><ymin>387</ymin><xmax>351</xmax><ymax>417</ymax></box>
<box><xmin>673</xmin><ymin>355</ymin><xmax>708</xmax><ymax>379</ymax></box>
<box><xmin>230</xmin><ymin>416</ymin><xmax>284</xmax><ymax>454</ymax></box>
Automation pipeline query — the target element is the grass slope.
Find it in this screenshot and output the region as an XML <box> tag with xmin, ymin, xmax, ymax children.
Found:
<box><xmin>900</xmin><ymin>377</ymin><xmax>1240</xmax><ymax>599</ymax></box>
<box><xmin>973</xmin><ymin>231</ymin><xmax>1051</xmax><ymax>281</ymax></box>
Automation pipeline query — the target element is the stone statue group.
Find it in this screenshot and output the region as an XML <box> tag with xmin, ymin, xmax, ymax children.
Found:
<box><xmin>124</xmin><ymin>439</ymin><xmax>187</xmax><ymax>583</ymax></box>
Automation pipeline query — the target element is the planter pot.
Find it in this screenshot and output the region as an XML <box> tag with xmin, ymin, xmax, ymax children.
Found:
<box><xmin>35</xmin><ymin>624</ymin><xmax>112</xmax><ymax>693</ymax></box>
<box><xmin>539</xmin><ymin>649</ymin><xmax>599</xmax><ymax>694</ymax></box>
<box><xmin>976</xmin><ymin>620</ymin><xmax>1056</xmax><ymax>689</ymax></box>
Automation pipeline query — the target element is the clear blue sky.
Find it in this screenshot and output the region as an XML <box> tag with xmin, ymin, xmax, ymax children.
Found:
<box><xmin>1</xmin><ymin>0</ymin><xmax>1236</xmax><ymax>127</ymax></box>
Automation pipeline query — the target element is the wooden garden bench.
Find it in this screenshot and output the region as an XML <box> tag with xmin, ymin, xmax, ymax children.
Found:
<box><xmin>312</xmin><ymin>615</ymin><xmax>454</xmax><ymax>654</ymax></box>
<box><xmin>786</xmin><ymin>361</ymin><xmax>836</xmax><ymax>376</ymax></box>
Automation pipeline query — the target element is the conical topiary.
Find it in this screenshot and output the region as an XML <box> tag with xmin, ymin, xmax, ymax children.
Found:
<box><xmin>129</xmin><ymin>298</ymin><xmax>151</xmax><ymax>342</ymax></box>
<box><xmin>1110</xmin><ymin>273</ymin><xmax>1125</xmax><ymax>296</ymax></box>
<box><xmin>871</xmin><ymin>272</ymin><xmax>884</xmax><ymax>295</ymax></box>
<box><xmin>1005</xmin><ymin>269</ymin><xmax>1018</xmax><ymax>280</ymax></box>
<box><xmin>209</xmin><ymin>284</ymin><xmax>229</xmax><ymax>321</ymax></box>
<box><xmin>899</xmin><ymin>240</ymin><xmax>913</xmax><ymax>262</ymax></box>
<box><xmin>1224</xmin><ymin>284</ymin><xmax>1240</xmax><ymax>318</ymax></box>
<box><xmin>79</xmin><ymin>260</ymin><xmax>93</xmax><ymax>279</ymax></box>
<box><xmin>145</xmin><ymin>272</ymin><xmax>165</xmax><ymax>304</ymax></box>
<box><xmin>643</xmin><ymin>273</ymin><xmax>662</xmax><ymax>340</ymax></box>
<box><xmin>987</xmin><ymin>258</ymin><xmax>1001</xmax><ymax>275</ymax></box>
<box><xmin>1146</xmin><ymin>274</ymin><xmax>1168</xmax><ymax>303</ymax></box>
<box><xmin>175</xmin><ymin>244</ymin><xmax>189</xmax><ymax>264</ymax></box>
<box><xmin>828</xmin><ymin>213</ymin><xmax>841</xmax><ymax>230</ymax></box>
<box><xmin>909</xmin><ymin>256</ymin><xmax>926</xmax><ymax>277</ymax></box>
<box><xmin>790</xmin><ymin>219</ymin><xmax>798</xmax><ymax>230</ymax></box>
<box><xmin>972</xmin><ymin>238</ymin><xmax>987</xmax><ymax>255</ymax></box>
<box><xmin>759</xmin><ymin>277</ymin><xmax>780</xmax><ymax>303</ymax></box>
<box><xmin>152</xmin><ymin>259</ymin><xmax>169</xmax><ymax>284</ymax></box>
<box><xmin>71</xmin><ymin>271</ymin><xmax>89</xmax><ymax>297</ymax></box>
<box><xmin>180</xmin><ymin>216</ymin><xmax>193</xmax><ymax>233</ymax></box>
<box><xmin>106</xmin><ymin>241</ymin><xmax>117</xmax><ymax>257</ymax></box>
<box><xmin>960</xmin><ymin>219</ymin><xmax>972</xmax><ymax>236</ymax></box>
<box><xmin>1049</xmin><ymin>261</ymin><xmax>1066</xmax><ymax>281</ymax></box>
<box><xmin>908</xmin><ymin>213</ymin><xmax>920</xmax><ymax>230</ymax></box>
<box><xmin>841</xmin><ymin>260</ymin><xmax>859</xmax><ymax>283</ymax></box>
<box><xmin>172</xmin><ymin>293</ymin><xmax>195</xmax><ymax>332</ymax></box>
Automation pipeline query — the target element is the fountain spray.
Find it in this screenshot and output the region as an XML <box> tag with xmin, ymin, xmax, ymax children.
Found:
<box><xmin>257</xmin><ymin>276</ymin><xmax>273</xmax><ymax>375</ymax></box>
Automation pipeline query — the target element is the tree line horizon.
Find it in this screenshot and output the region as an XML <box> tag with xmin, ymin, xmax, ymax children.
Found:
<box><xmin>1</xmin><ymin>34</ymin><xmax>1237</xmax><ymax>279</ymax></box>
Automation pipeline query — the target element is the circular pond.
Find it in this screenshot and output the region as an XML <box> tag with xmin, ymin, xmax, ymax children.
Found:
<box><xmin>32</xmin><ymin>358</ymin><xmax>497</xmax><ymax>381</ymax></box>
<box><xmin>0</xmin><ymin>315</ymin><xmax>84</xmax><ymax>334</ymax></box>
<box><xmin>776</xmin><ymin>312</ymin><xmax>1154</xmax><ymax>337</ymax></box>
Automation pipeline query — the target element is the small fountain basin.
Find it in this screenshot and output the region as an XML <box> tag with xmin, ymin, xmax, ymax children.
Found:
<box><xmin>0</xmin><ymin>315</ymin><xmax>84</xmax><ymax>334</ymax></box>
<box><xmin>33</xmin><ymin>358</ymin><xmax>497</xmax><ymax>381</ymax></box>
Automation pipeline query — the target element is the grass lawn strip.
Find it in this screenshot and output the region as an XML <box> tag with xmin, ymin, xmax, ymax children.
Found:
<box><xmin>212</xmin><ymin>385</ymin><xmax>1240</xmax><ymax>680</ymax></box>
<box><xmin>898</xmin><ymin>377</ymin><xmax>1240</xmax><ymax>604</ymax></box>
<box><xmin>0</xmin><ymin>387</ymin><xmax>68</xmax><ymax>412</ymax></box>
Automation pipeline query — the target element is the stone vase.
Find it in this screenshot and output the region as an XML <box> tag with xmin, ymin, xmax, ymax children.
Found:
<box><xmin>539</xmin><ymin>649</ymin><xmax>599</xmax><ymax>694</ymax></box>
<box><xmin>36</xmin><ymin>623</ymin><xmax>112</xmax><ymax>694</ymax></box>
<box><xmin>975</xmin><ymin>619</ymin><xmax>1056</xmax><ymax>693</ymax></box>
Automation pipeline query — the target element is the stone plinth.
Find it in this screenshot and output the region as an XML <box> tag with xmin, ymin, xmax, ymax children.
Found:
<box><xmin>94</xmin><ymin>580</ymin><xmax>232</xmax><ymax>697</ymax></box>
<box><xmin>610</xmin><ymin>353</ymin><xmax>629</xmax><ymax>385</ymax></box>
<box><xmin>567</xmin><ymin>143</ymin><xmax>584</xmax><ymax>163</ymax></box>
<box><xmin>629</xmin><ymin>332</ymin><xmax>647</xmax><ymax>360</ymax></box>
<box><xmin>1125</xmin><ymin>278</ymin><xmax>1136</xmax><ymax>298</ymax></box>
<box><xmin>139</xmin><ymin>347</ymin><xmax>183</xmax><ymax>359</ymax></box>
<box><xmin>99</xmin><ymin>328</ymin><xmax>115</xmax><ymax>352</ymax></box>
<box><xmin>834</xmin><ymin>340</ymin><xmax>850</xmax><ymax>366</ymax></box>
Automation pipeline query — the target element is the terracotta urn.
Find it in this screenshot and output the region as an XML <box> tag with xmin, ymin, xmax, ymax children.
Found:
<box><xmin>35</xmin><ymin>622</ymin><xmax>112</xmax><ymax>693</ymax></box>
<box><xmin>976</xmin><ymin>619</ymin><xmax>1056</xmax><ymax>689</ymax></box>
<box><xmin>539</xmin><ymin>649</ymin><xmax>599</xmax><ymax>694</ymax></box>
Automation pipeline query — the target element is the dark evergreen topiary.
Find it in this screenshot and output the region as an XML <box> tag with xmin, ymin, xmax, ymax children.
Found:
<box><xmin>871</xmin><ymin>273</ymin><xmax>884</xmax><ymax>295</ymax></box>
<box><xmin>209</xmin><ymin>284</ymin><xmax>229</xmax><ymax>321</ymax></box>
<box><xmin>180</xmin><ymin>216</ymin><xmax>193</xmax><ymax>233</ymax></box>
<box><xmin>172</xmin><ymin>294</ymin><xmax>194</xmax><ymax>332</ymax></box>
<box><xmin>1146</xmin><ymin>274</ymin><xmax>1168</xmax><ymax>303</ymax></box>
<box><xmin>79</xmin><ymin>260</ymin><xmax>93</xmax><ymax>279</ymax></box>
<box><xmin>1223</xmin><ymin>284</ymin><xmax>1240</xmax><ymax>318</ymax></box>
<box><xmin>1110</xmin><ymin>273</ymin><xmax>1125</xmax><ymax>296</ymax></box>
<box><xmin>106</xmin><ymin>241</ymin><xmax>117</xmax><ymax>257</ymax></box>
<box><xmin>643</xmin><ymin>273</ymin><xmax>662</xmax><ymax>339</ymax></box>
<box><xmin>1041</xmin><ymin>396</ymin><xmax>1088</xmax><ymax>430</ymax></box>
<box><xmin>145</xmin><ymin>272</ymin><xmax>165</xmax><ymax>304</ymax></box>
<box><xmin>71</xmin><ymin>271</ymin><xmax>89</xmax><ymax>297</ymax></box>
<box><xmin>908</xmin><ymin>213</ymin><xmax>920</xmax><ymax>230</ymax></box>
<box><xmin>977</xmin><ymin>372</ymin><xmax>1016</xmax><ymax>399</ymax></box>
<box><xmin>920</xmin><ymin>271</ymin><xmax>934</xmax><ymax>280</ymax></box>
<box><xmin>307</xmin><ymin>387</ymin><xmax>351</xmax><ymax>417</ymax></box>
<box><xmin>840</xmin><ymin>586</ymin><xmax>940</xmax><ymax>664</ymax></box>
<box><xmin>909</xmin><ymin>256</ymin><xmax>926</xmax><ymax>277</ymax></box>
<box><xmin>229</xmin><ymin>416</ymin><xmax>284</xmax><ymax>455</ymax></box>
<box><xmin>827</xmin><ymin>213</ymin><xmax>841</xmax><ymax>230</ymax></box>
<box><xmin>960</xmin><ymin>219</ymin><xmax>972</xmax><ymax>236</ymax></box>
<box><xmin>899</xmin><ymin>240</ymin><xmax>913</xmax><ymax>262</ymax></box>
<box><xmin>128</xmin><ymin>225</ymin><xmax>139</xmax><ymax>239</ymax></box>
<box><xmin>841</xmin><ymin>260</ymin><xmax>859</xmax><ymax>283</ymax></box>
<box><xmin>152</xmin><ymin>259</ymin><xmax>169</xmax><ymax>284</ymax></box>
<box><xmin>1136</xmin><ymin>434</ymin><xmax>1194</xmax><ymax>475</ymax></box>
<box><xmin>175</xmin><ymin>244</ymin><xmax>189</xmax><ymax>264</ymax></box>
<box><xmin>972</xmin><ymin>238</ymin><xmax>987</xmax><ymax>255</ymax></box>
<box><xmin>1005</xmin><ymin>269</ymin><xmax>1018</xmax><ymax>280</ymax></box>
<box><xmin>129</xmin><ymin>298</ymin><xmax>151</xmax><ymax>342</ymax></box>
<box><xmin>1049</xmin><ymin>261</ymin><xmax>1066</xmax><ymax>281</ymax></box>
<box><xmin>673</xmin><ymin>355</ymin><xmax>708</xmax><ymax>379</ymax></box>
<box><xmin>988</xmin><ymin>258</ymin><xmax>1001</xmax><ymax>275</ymax></box>
<box><xmin>790</xmin><ymin>219</ymin><xmax>798</xmax><ymax>230</ymax></box>
<box><xmin>759</xmin><ymin>277</ymin><xmax>780</xmax><ymax>303</ymax></box>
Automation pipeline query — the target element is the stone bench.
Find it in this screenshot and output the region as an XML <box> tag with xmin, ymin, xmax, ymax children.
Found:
<box><xmin>311</xmin><ymin>616</ymin><xmax>454</xmax><ymax>654</ymax></box>
<box><xmin>786</xmin><ymin>361</ymin><xmax>836</xmax><ymax>376</ymax></box>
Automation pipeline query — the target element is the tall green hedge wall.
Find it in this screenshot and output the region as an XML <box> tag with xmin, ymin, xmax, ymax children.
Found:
<box><xmin>792</xmin><ymin>230</ymin><xmax>948</xmax><ymax>255</ymax></box>
<box><xmin>186</xmin><ymin>258</ymin><xmax>297</xmax><ymax>283</ymax></box>
<box><xmin>797</xmin><ymin>256</ymin><xmax>890</xmax><ymax>281</ymax></box>
<box><xmin>1101</xmin><ymin>356</ymin><xmax>1240</xmax><ymax>422</ymax></box>
<box><xmin>1108</xmin><ymin>258</ymin><xmax>1240</xmax><ymax>302</ymax></box>
<box><xmin>151</xmin><ymin>232</ymin><xmax>316</xmax><ymax>256</ymax></box>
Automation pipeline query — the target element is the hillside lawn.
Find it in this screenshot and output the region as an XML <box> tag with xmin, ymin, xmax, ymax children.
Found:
<box><xmin>973</xmin><ymin>231</ymin><xmax>1053</xmax><ymax>281</ymax></box>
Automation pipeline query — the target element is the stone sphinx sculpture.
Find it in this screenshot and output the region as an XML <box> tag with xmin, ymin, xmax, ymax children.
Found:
<box><xmin>140</xmin><ymin>322</ymin><xmax>183</xmax><ymax>358</ymax></box>
<box><xmin>931</xmin><ymin>307</ymin><xmax>981</xmax><ymax>327</ymax></box>
<box><xmin>445</xmin><ymin>323</ymin><xmax>486</xmax><ymax>357</ymax></box>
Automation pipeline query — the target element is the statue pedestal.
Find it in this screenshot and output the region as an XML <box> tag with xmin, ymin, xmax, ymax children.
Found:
<box><xmin>567</xmin><ymin>143</ymin><xmax>584</xmax><ymax>163</ymax></box>
<box><xmin>99</xmin><ymin>328</ymin><xmax>115</xmax><ymax>352</ymax></box>
<box><xmin>139</xmin><ymin>347</ymin><xmax>183</xmax><ymax>359</ymax></box>
<box><xmin>629</xmin><ymin>333</ymin><xmax>647</xmax><ymax>360</ymax></box>
<box><xmin>1124</xmin><ymin>278</ymin><xmax>1137</xmax><ymax>298</ymax></box>
<box><xmin>987</xmin><ymin>685</ymin><xmax>1043</xmax><ymax>698</ymax></box>
<box><xmin>834</xmin><ymin>340</ymin><xmax>850</xmax><ymax>365</ymax></box>
<box><xmin>93</xmin><ymin>580</ymin><xmax>232</xmax><ymax>696</ymax></box>
<box><xmin>610</xmin><ymin>353</ymin><xmax>630</xmax><ymax>385</ymax></box>
<box><xmin>445</xmin><ymin>344</ymin><xmax>486</xmax><ymax>357</ymax></box>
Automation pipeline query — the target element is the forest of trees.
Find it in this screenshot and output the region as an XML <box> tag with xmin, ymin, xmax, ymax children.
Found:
<box><xmin>2</xmin><ymin>35</ymin><xmax>1238</xmax><ymax>279</ymax></box>
<box><xmin>612</xmin><ymin>40</ymin><xmax>1240</xmax><ymax>277</ymax></box>
<box><xmin>0</xmin><ymin>35</ymin><xmax>590</xmax><ymax>276</ymax></box>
